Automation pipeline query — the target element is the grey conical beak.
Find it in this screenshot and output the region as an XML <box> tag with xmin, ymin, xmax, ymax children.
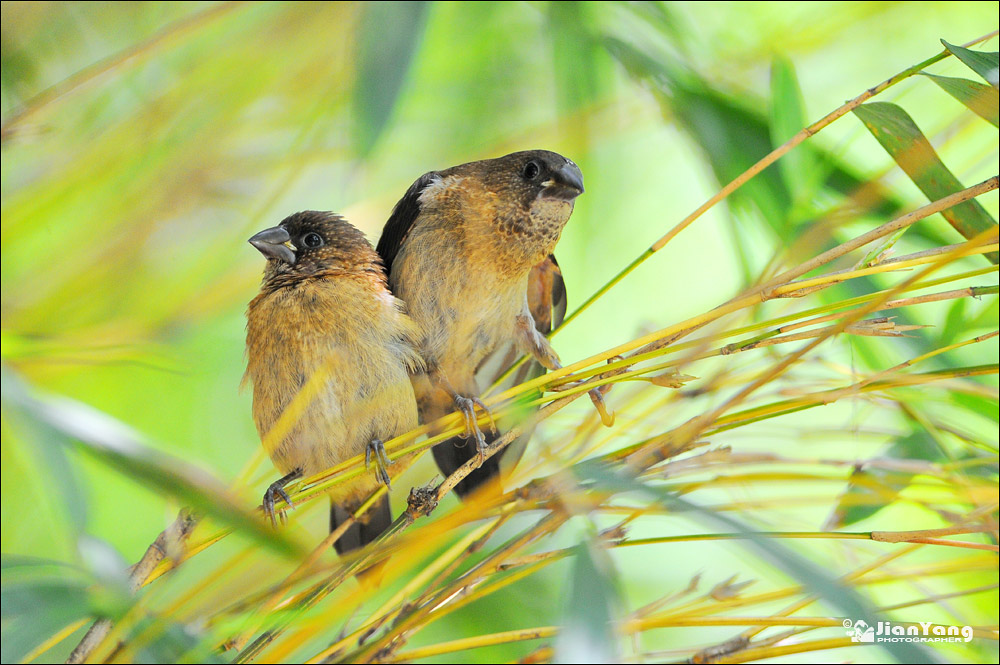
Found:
<box><xmin>542</xmin><ymin>161</ymin><xmax>585</xmax><ymax>201</ymax></box>
<box><xmin>557</xmin><ymin>161</ymin><xmax>584</xmax><ymax>194</ymax></box>
<box><xmin>249</xmin><ymin>226</ymin><xmax>296</xmax><ymax>265</ymax></box>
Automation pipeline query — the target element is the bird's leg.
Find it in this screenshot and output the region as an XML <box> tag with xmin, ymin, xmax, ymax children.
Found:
<box><xmin>263</xmin><ymin>468</ymin><xmax>303</xmax><ymax>527</ymax></box>
<box><xmin>515</xmin><ymin>314</ymin><xmax>561</xmax><ymax>371</ymax></box>
<box><xmin>453</xmin><ymin>393</ymin><xmax>498</xmax><ymax>465</ymax></box>
<box><xmin>432</xmin><ymin>373</ymin><xmax>497</xmax><ymax>466</ymax></box>
<box><xmin>516</xmin><ymin>314</ymin><xmax>615</xmax><ymax>427</ymax></box>
<box><xmin>365</xmin><ymin>438</ymin><xmax>393</xmax><ymax>488</ymax></box>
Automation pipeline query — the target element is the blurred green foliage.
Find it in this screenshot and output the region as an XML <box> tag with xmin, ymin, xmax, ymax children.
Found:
<box><xmin>2</xmin><ymin>2</ymin><xmax>998</xmax><ymax>663</ymax></box>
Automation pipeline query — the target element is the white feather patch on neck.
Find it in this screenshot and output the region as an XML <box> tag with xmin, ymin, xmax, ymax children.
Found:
<box><xmin>417</xmin><ymin>174</ymin><xmax>465</xmax><ymax>205</ymax></box>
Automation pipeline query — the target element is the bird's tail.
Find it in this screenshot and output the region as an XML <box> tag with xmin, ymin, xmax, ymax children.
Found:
<box><xmin>329</xmin><ymin>494</ymin><xmax>392</xmax><ymax>554</ymax></box>
<box><xmin>330</xmin><ymin>494</ymin><xmax>392</xmax><ymax>585</ymax></box>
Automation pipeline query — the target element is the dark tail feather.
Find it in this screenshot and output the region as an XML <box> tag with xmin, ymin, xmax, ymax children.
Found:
<box><xmin>329</xmin><ymin>493</ymin><xmax>392</xmax><ymax>555</ymax></box>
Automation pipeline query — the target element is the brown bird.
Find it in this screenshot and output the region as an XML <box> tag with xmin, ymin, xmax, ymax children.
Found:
<box><xmin>244</xmin><ymin>211</ymin><xmax>422</xmax><ymax>554</ymax></box>
<box><xmin>376</xmin><ymin>150</ymin><xmax>611</xmax><ymax>500</ymax></box>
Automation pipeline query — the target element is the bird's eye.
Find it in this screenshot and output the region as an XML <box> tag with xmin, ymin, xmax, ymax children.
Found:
<box><xmin>522</xmin><ymin>161</ymin><xmax>540</xmax><ymax>180</ymax></box>
<box><xmin>302</xmin><ymin>232</ymin><xmax>324</xmax><ymax>249</ymax></box>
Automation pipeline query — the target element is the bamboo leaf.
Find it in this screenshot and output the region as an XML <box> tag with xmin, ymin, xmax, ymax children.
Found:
<box><xmin>824</xmin><ymin>431</ymin><xmax>943</xmax><ymax>529</ymax></box>
<box><xmin>824</xmin><ymin>466</ymin><xmax>911</xmax><ymax>530</ymax></box>
<box><xmin>1</xmin><ymin>578</ymin><xmax>92</xmax><ymax>663</ymax></box>
<box><xmin>577</xmin><ymin>461</ymin><xmax>936</xmax><ymax>664</ymax></box>
<box><xmin>858</xmin><ymin>227</ymin><xmax>907</xmax><ymax>268</ymax></box>
<box><xmin>128</xmin><ymin>617</ymin><xmax>226</xmax><ymax>664</ymax></box>
<box><xmin>941</xmin><ymin>40</ymin><xmax>999</xmax><ymax>87</ymax></box>
<box><xmin>547</xmin><ymin>2</ymin><xmax>613</xmax><ymax>114</ymax></box>
<box><xmin>603</xmin><ymin>38</ymin><xmax>793</xmax><ymax>235</ymax></box>
<box><xmin>4</xmin><ymin>402</ymin><xmax>89</xmax><ymax>533</ymax></box>
<box><xmin>353</xmin><ymin>1</ymin><xmax>430</xmax><ymax>156</ymax></box>
<box><xmin>950</xmin><ymin>391</ymin><xmax>1000</xmax><ymax>424</ymax></box>
<box><xmin>940</xmin><ymin>297</ymin><xmax>968</xmax><ymax>344</ymax></box>
<box><xmin>603</xmin><ymin>37</ymin><xmax>946</xmax><ymax>249</ymax></box>
<box><xmin>921</xmin><ymin>73</ymin><xmax>999</xmax><ymax>126</ymax></box>
<box><xmin>968</xmin><ymin>295</ymin><xmax>999</xmax><ymax>329</ymax></box>
<box><xmin>0</xmin><ymin>555</ymin><xmax>123</xmax><ymax>664</ymax></box>
<box><xmin>770</xmin><ymin>56</ymin><xmax>821</xmax><ymax>200</ymax></box>
<box><xmin>1</xmin><ymin>368</ymin><xmax>306</xmax><ymax>560</ymax></box>
<box><xmin>853</xmin><ymin>102</ymin><xmax>998</xmax><ymax>263</ymax></box>
<box><xmin>554</xmin><ymin>536</ymin><xmax>622</xmax><ymax>664</ymax></box>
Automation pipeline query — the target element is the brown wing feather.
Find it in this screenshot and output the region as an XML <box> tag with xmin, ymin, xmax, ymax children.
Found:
<box><xmin>375</xmin><ymin>171</ymin><xmax>438</xmax><ymax>272</ymax></box>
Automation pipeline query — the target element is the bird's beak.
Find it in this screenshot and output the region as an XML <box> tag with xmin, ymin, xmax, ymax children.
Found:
<box><xmin>249</xmin><ymin>226</ymin><xmax>296</xmax><ymax>265</ymax></box>
<box><xmin>542</xmin><ymin>161</ymin><xmax>585</xmax><ymax>200</ymax></box>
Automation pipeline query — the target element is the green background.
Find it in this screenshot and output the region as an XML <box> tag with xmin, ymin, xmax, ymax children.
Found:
<box><xmin>2</xmin><ymin>2</ymin><xmax>997</xmax><ymax>663</ymax></box>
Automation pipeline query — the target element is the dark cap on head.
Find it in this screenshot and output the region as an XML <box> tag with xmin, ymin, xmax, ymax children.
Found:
<box><xmin>250</xmin><ymin>211</ymin><xmax>381</xmax><ymax>278</ymax></box>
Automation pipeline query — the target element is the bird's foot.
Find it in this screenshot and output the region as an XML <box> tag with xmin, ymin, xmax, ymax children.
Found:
<box><xmin>453</xmin><ymin>395</ymin><xmax>497</xmax><ymax>466</ymax></box>
<box><xmin>365</xmin><ymin>438</ymin><xmax>393</xmax><ymax>488</ymax></box>
<box><xmin>263</xmin><ymin>468</ymin><xmax>303</xmax><ymax>527</ymax></box>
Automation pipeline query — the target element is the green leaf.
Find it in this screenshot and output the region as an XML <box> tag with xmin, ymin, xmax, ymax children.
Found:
<box><xmin>853</xmin><ymin>102</ymin><xmax>998</xmax><ymax>263</ymax></box>
<box><xmin>547</xmin><ymin>2</ymin><xmax>613</xmax><ymax>114</ymax></box>
<box><xmin>619</xmin><ymin>1</ymin><xmax>688</xmax><ymax>47</ymax></box>
<box><xmin>824</xmin><ymin>431</ymin><xmax>944</xmax><ymax>529</ymax></box>
<box><xmin>858</xmin><ymin>227</ymin><xmax>908</xmax><ymax>268</ymax></box>
<box><xmin>824</xmin><ymin>465</ymin><xmax>911</xmax><ymax>529</ymax></box>
<box><xmin>968</xmin><ymin>294</ymin><xmax>999</xmax><ymax>330</ymax></box>
<box><xmin>940</xmin><ymin>297</ymin><xmax>968</xmax><ymax>345</ymax></box>
<box><xmin>128</xmin><ymin>617</ymin><xmax>226</xmax><ymax>664</ymax></box>
<box><xmin>0</xmin><ymin>556</ymin><xmax>222</xmax><ymax>664</ymax></box>
<box><xmin>601</xmin><ymin>38</ymin><xmax>792</xmax><ymax>236</ymax></box>
<box><xmin>1</xmin><ymin>578</ymin><xmax>92</xmax><ymax>663</ymax></box>
<box><xmin>770</xmin><ymin>56</ymin><xmax>821</xmax><ymax>200</ymax></box>
<box><xmin>951</xmin><ymin>390</ymin><xmax>1000</xmax><ymax>424</ymax></box>
<box><xmin>4</xmin><ymin>403</ymin><xmax>88</xmax><ymax>533</ymax></box>
<box><xmin>554</xmin><ymin>536</ymin><xmax>622</xmax><ymax>664</ymax></box>
<box><xmin>576</xmin><ymin>461</ymin><xmax>936</xmax><ymax>664</ymax></box>
<box><xmin>1</xmin><ymin>367</ymin><xmax>306</xmax><ymax>560</ymax></box>
<box><xmin>0</xmin><ymin>555</ymin><xmax>123</xmax><ymax>664</ymax></box>
<box><xmin>921</xmin><ymin>73</ymin><xmax>999</xmax><ymax>126</ymax></box>
<box><xmin>353</xmin><ymin>1</ymin><xmax>430</xmax><ymax>156</ymax></box>
<box><xmin>603</xmin><ymin>37</ymin><xmax>940</xmax><ymax>251</ymax></box>
<box><xmin>942</xmin><ymin>40</ymin><xmax>999</xmax><ymax>87</ymax></box>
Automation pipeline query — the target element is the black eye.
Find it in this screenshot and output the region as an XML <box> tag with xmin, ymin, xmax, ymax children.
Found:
<box><xmin>522</xmin><ymin>161</ymin><xmax>540</xmax><ymax>180</ymax></box>
<box><xmin>302</xmin><ymin>232</ymin><xmax>324</xmax><ymax>249</ymax></box>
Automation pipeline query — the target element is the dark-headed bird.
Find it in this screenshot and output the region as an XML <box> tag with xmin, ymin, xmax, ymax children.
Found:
<box><xmin>376</xmin><ymin>150</ymin><xmax>611</xmax><ymax>500</ymax></box>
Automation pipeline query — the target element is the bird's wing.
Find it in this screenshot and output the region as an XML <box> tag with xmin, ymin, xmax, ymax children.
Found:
<box><xmin>375</xmin><ymin>171</ymin><xmax>438</xmax><ymax>271</ymax></box>
<box><xmin>550</xmin><ymin>256</ymin><xmax>567</xmax><ymax>331</ymax></box>
<box><xmin>532</xmin><ymin>254</ymin><xmax>566</xmax><ymax>334</ymax></box>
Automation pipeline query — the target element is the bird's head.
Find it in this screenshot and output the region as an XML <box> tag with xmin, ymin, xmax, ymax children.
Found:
<box><xmin>467</xmin><ymin>149</ymin><xmax>584</xmax><ymax>207</ymax></box>
<box><xmin>249</xmin><ymin>211</ymin><xmax>379</xmax><ymax>281</ymax></box>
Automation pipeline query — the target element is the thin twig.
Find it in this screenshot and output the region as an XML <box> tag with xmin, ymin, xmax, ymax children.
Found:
<box><xmin>65</xmin><ymin>509</ymin><xmax>198</xmax><ymax>664</ymax></box>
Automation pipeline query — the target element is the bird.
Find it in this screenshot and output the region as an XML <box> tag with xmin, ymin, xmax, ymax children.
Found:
<box><xmin>244</xmin><ymin>210</ymin><xmax>422</xmax><ymax>555</ymax></box>
<box><xmin>376</xmin><ymin>150</ymin><xmax>611</xmax><ymax>500</ymax></box>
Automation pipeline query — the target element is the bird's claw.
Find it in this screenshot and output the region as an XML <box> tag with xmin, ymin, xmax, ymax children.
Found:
<box><xmin>263</xmin><ymin>469</ymin><xmax>302</xmax><ymax>527</ymax></box>
<box><xmin>454</xmin><ymin>395</ymin><xmax>496</xmax><ymax>466</ymax></box>
<box><xmin>365</xmin><ymin>438</ymin><xmax>393</xmax><ymax>488</ymax></box>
